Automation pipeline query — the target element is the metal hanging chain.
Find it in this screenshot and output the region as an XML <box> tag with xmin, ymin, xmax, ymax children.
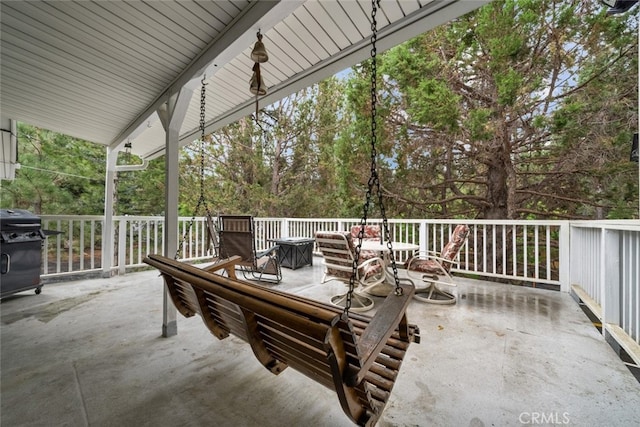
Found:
<box><xmin>346</xmin><ymin>0</ymin><xmax>401</xmax><ymax>313</ymax></box>
<box><xmin>176</xmin><ymin>77</ymin><xmax>213</xmax><ymax>260</ymax></box>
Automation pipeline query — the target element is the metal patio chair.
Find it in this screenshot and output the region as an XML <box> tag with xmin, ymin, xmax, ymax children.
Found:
<box><xmin>217</xmin><ymin>215</ymin><xmax>281</xmax><ymax>283</ymax></box>
<box><xmin>405</xmin><ymin>224</ymin><xmax>470</xmax><ymax>304</ymax></box>
<box><xmin>315</xmin><ymin>231</ymin><xmax>386</xmax><ymax>312</ymax></box>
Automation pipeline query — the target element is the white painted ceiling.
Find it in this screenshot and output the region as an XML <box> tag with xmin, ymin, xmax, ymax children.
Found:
<box><xmin>0</xmin><ymin>0</ymin><xmax>488</xmax><ymax>160</ymax></box>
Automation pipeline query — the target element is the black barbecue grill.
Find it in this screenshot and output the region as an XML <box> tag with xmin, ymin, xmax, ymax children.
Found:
<box><xmin>1</xmin><ymin>209</ymin><xmax>47</xmax><ymax>298</ymax></box>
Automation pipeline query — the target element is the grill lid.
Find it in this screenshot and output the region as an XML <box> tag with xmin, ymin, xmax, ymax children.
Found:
<box><xmin>1</xmin><ymin>209</ymin><xmax>42</xmax><ymax>234</ymax></box>
<box><xmin>1</xmin><ymin>209</ymin><xmax>41</xmax><ymax>227</ymax></box>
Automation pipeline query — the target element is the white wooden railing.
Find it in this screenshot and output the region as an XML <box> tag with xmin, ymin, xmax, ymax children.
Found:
<box><xmin>568</xmin><ymin>221</ymin><xmax>640</xmax><ymax>366</ymax></box>
<box><xmin>40</xmin><ymin>216</ymin><xmax>568</xmax><ymax>285</ymax></box>
<box><xmin>39</xmin><ymin>215</ymin><xmax>639</xmax><ymax>363</ymax></box>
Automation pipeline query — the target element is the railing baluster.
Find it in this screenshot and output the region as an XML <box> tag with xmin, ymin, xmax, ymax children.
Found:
<box><xmin>502</xmin><ymin>224</ymin><xmax>506</xmax><ymax>276</ymax></box>
<box><xmin>79</xmin><ymin>220</ymin><xmax>85</xmax><ymax>271</ymax></box>
<box><xmin>492</xmin><ymin>225</ymin><xmax>496</xmax><ymax>275</ymax></box>
<box><xmin>546</xmin><ymin>226</ymin><xmax>551</xmax><ymax>281</ymax></box>
<box><xmin>512</xmin><ymin>224</ymin><xmax>517</xmax><ymax>277</ymax></box>
<box><xmin>68</xmin><ymin>220</ymin><xmax>73</xmax><ymax>273</ymax></box>
<box><xmin>90</xmin><ymin>220</ymin><xmax>95</xmax><ymax>270</ymax></box>
<box><xmin>534</xmin><ymin>225</ymin><xmax>539</xmax><ymax>280</ymax></box>
<box><xmin>56</xmin><ymin>220</ymin><xmax>61</xmax><ymax>273</ymax></box>
<box><xmin>523</xmin><ymin>224</ymin><xmax>528</xmax><ymax>279</ymax></box>
<box><xmin>482</xmin><ymin>225</ymin><xmax>487</xmax><ymax>274</ymax></box>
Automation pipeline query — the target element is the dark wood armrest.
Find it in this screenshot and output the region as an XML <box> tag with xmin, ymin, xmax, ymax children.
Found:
<box><xmin>347</xmin><ymin>282</ymin><xmax>415</xmax><ymax>386</ymax></box>
<box><xmin>203</xmin><ymin>255</ymin><xmax>242</xmax><ymax>278</ymax></box>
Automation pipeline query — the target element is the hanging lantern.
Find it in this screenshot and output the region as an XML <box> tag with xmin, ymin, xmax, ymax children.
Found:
<box><xmin>251</xmin><ymin>31</ymin><xmax>268</xmax><ymax>63</ymax></box>
<box><xmin>124</xmin><ymin>140</ymin><xmax>132</xmax><ymax>161</ymax></box>
<box><xmin>250</xmin><ymin>63</ymin><xmax>267</xmax><ymax>96</ymax></box>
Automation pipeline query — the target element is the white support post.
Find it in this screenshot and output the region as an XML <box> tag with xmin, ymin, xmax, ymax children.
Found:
<box><xmin>102</xmin><ymin>147</ymin><xmax>118</xmax><ymax>277</ymax></box>
<box><xmin>558</xmin><ymin>221</ymin><xmax>571</xmax><ymax>292</ymax></box>
<box><xmin>281</xmin><ymin>218</ymin><xmax>289</xmax><ymax>238</ymax></box>
<box><xmin>419</xmin><ymin>221</ymin><xmax>428</xmax><ymax>253</ymax></box>
<box><xmin>602</xmin><ymin>229</ymin><xmax>621</xmax><ymax>329</ymax></box>
<box><xmin>0</xmin><ymin>118</ymin><xmax>18</xmax><ymax>180</ymax></box>
<box><xmin>158</xmin><ymin>86</ymin><xmax>194</xmax><ymax>337</ymax></box>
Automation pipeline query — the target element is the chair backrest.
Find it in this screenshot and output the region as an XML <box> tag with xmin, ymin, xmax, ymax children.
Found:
<box><xmin>218</xmin><ymin>215</ymin><xmax>256</xmax><ymax>268</ymax></box>
<box><xmin>315</xmin><ymin>231</ymin><xmax>355</xmax><ymax>281</ymax></box>
<box><xmin>440</xmin><ymin>224</ymin><xmax>470</xmax><ymax>269</ymax></box>
<box><xmin>349</xmin><ymin>225</ymin><xmax>382</xmax><ymax>260</ymax></box>
<box><xmin>315</xmin><ymin>231</ymin><xmax>384</xmax><ymax>283</ymax></box>
<box><xmin>206</xmin><ymin>214</ymin><xmax>220</xmax><ymax>257</ymax></box>
<box><xmin>349</xmin><ymin>224</ymin><xmax>381</xmax><ymax>241</ymax></box>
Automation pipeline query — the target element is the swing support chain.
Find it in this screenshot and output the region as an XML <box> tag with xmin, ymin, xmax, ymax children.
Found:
<box><xmin>346</xmin><ymin>0</ymin><xmax>402</xmax><ymax>314</ymax></box>
<box><xmin>175</xmin><ymin>76</ymin><xmax>214</xmax><ymax>260</ymax></box>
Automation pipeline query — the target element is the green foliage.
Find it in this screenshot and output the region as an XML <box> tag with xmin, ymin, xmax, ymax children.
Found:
<box><xmin>495</xmin><ymin>68</ymin><xmax>523</xmax><ymax>106</ymax></box>
<box><xmin>1</xmin><ymin>123</ymin><xmax>105</xmax><ymax>214</ymax></box>
<box><xmin>466</xmin><ymin>109</ymin><xmax>494</xmax><ymax>141</ymax></box>
<box><xmin>116</xmin><ymin>157</ymin><xmax>166</xmax><ymax>215</ymax></box>
<box><xmin>181</xmin><ymin>80</ymin><xmax>350</xmax><ymax>218</ymax></box>
<box><xmin>1</xmin><ymin>0</ymin><xmax>637</xmax><ymax>221</ymax></box>
<box><xmin>409</xmin><ymin>79</ymin><xmax>461</xmax><ymax>130</ymax></box>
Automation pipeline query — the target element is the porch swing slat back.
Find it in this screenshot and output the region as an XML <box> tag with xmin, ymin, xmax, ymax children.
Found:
<box><xmin>143</xmin><ymin>254</ymin><xmax>419</xmax><ymax>427</ymax></box>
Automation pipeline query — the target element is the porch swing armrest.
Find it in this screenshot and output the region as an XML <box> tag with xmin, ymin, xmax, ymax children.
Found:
<box><xmin>347</xmin><ymin>282</ymin><xmax>416</xmax><ymax>386</ymax></box>
<box><xmin>203</xmin><ymin>255</ymin><xmax>242</xmax><ymax>276</ymax></box>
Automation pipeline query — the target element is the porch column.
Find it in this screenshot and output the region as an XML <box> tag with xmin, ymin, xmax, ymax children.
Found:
<box><xmin>558</xmin><ymin>221</ymin><xmax>571</xmax><ymax>292</ymax></box>
<box><xmin>0</xmin><ymin>118</ymin><xmax>18</xmax><ymax>180</ymax></box>
<box><xmin>102</xmin><ymin>146</ymin><xmax>118</xmax><ymax>277</ymax></box>
<box><xmin>157</xmin><ymin>86</ymin><xmax>194</xmax><ymax>337</ymax></box>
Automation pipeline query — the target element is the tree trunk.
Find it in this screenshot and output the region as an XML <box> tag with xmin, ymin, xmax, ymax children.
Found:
<box><xmin>484</xmin><ymin>143</ymin><xmax>509</xmax><ymax>219</ymax></box>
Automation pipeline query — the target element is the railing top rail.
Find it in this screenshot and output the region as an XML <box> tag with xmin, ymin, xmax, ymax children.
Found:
<box><xmin>113</xmin><ymin>216</ymin><xmax>172</xmax><ymax>221</ymax></box>
<box><xmin>40</xmin><ymin>215</ymin><xmax>104</xmax><ymax>220</ymax></box>
<box><xmin>570</xmin><ymin>221</ymin><xmax>640</xmax><ymax>232</ymax></box>
<box><xmin>39</xmin><ymin>215</ymin><xmax>638</xmax><ymax>229</ymax></box>
<box><xmin>251</xmin><ymin>218</ymin><xmax>572</xmax><ymax>226</ymax></box>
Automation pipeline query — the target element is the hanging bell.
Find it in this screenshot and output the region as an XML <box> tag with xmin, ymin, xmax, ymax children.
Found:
<box><xmin>251</xmin><ymin>32</ymin><xmax>268</xmax><ymax>63</ymax></box>
<box><xmin>250</xmin><ymin>72</ymin><xmax>267</xmax><ymax>96</ymax></box>
<box><xmin>250</xmin><ymin>62</ymin><xmax>267</xmax><ymax>96</ymax></box>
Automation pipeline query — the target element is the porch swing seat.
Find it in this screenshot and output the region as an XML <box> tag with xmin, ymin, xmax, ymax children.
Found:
<box><xmin>143</xmin><ymin>254</ymin><xmax>420</xmax><ymax>427</ymax></box>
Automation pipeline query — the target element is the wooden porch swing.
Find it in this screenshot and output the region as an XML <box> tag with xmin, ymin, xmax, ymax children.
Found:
<box><xmin>143</xmin><ymin>3</ymin><xmax>420</xmax><ymax>425</ymax></box>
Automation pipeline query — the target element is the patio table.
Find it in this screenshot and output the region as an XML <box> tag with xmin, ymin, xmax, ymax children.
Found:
<box><xmin>360</xmin><ymin>240</ymin><xmax>419</xmax><ymax>296</ymax></box>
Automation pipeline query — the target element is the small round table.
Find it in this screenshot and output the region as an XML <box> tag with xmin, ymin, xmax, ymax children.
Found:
<box><xmin>359</xmin><ymin>241</ymin><xmax>419</xmax><ymax>296</ymax></box>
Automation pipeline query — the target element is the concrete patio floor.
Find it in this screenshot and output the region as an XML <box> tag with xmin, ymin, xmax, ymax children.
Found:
<box><xmin>2</xmin><ymin>258</ymin><xmax>640</xmax><ymax>427</ymax></box>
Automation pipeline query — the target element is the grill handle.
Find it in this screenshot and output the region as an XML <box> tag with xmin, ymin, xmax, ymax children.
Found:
<box><xmin>1</xmin><ymin>253</ymin><xmax>10</xmax><ymax>274</ymax></box>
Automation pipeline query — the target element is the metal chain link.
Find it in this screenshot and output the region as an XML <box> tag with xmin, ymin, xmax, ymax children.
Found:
<box><xmin>176</xmin><ymin>77</ymin><xmax>213</xmax><ymax>259</ymax></box>
<box><xmin>346</xmin><ymin>0</ymin><xmax>402</xmax><ymax>313</ymax></box>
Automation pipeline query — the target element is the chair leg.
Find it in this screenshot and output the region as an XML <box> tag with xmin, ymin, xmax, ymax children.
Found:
<box><xmin>329</xmin><ymin>291</ymin><xmax>375</xmax><ymax>312</ymax></box>
<box><xmin>414</xmin><ymin>282</ymin><xmax>456</xmax><ymax>305</ymax></box>
<box><xmin>247</xmin><ymin>258</ymin><xmax>281</xmax><ymax>284</ymax></box>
